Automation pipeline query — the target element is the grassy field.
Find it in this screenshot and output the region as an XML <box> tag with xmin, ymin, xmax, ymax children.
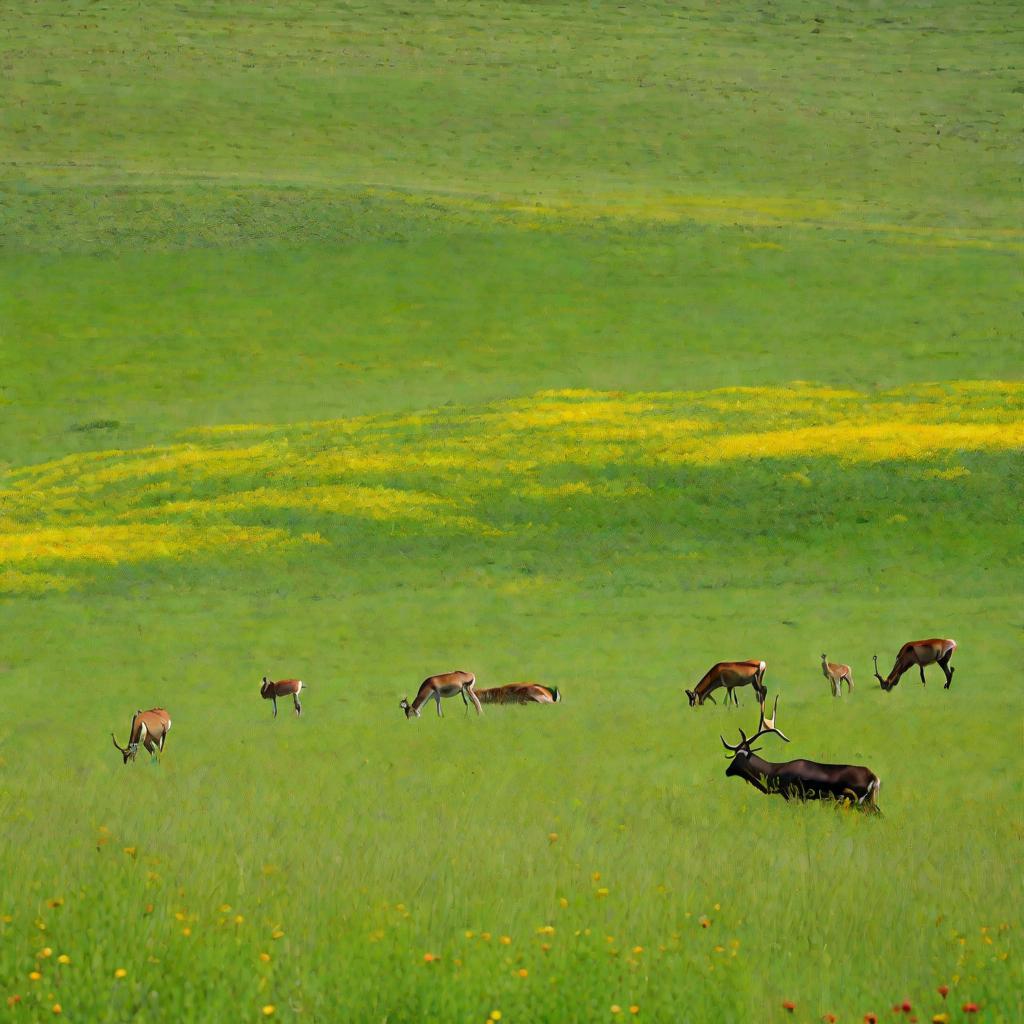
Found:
<box><xmin>1</xmin><ymin>1</ymin><xmax>1022</xmax><ymax>1022</ymax></box>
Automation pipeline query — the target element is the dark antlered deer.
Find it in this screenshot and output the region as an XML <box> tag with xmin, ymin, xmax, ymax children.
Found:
<box><xmin>821</xmin><ymin>654</ymin><xmax>853</xmax><ymax>697</ymax></box>
<box><xmin>721</xmin><ymin>697</ymin><xmax>881</xmax><ymax>811</ymax></box>
<box><xmin>260</xmin><ymin>677</ymin><xmax>305</xmax><ymax>718</ymax></box>
<box><xmin>472</xmin><ymin>683</ymin><xmax>561</xmax><ymax>705</ymax></box>
<box><xmin>686</xmin><ymin>660</ymin><xmax>766</xmax><ymax>707</ymax></box>
<box><xmin>873</xmin><ymin>638</ymin><xmax>957</xmax><ymax>691</ymax></box>
<box><xmin>111</xmin><ymin>708</ymin><xmax>172</xmax><ymax>764</ymax></box>
<box><xmin>400</xmin><ymin>670</ymin><xmax>482</xmax><ymax>718</ymax></box>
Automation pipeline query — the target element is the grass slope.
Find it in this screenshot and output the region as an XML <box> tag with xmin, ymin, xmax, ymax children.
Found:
<box><xmin>1</xmin><ymin>2</ymin><xmax>1021</xmax><ymax>1022</ymax></box>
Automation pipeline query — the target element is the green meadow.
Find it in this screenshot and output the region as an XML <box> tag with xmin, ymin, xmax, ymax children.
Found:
<box><xmin>1</xmin><ymin>2</ymin><xmax>1022</xmax><ymax>1022</ymax></box>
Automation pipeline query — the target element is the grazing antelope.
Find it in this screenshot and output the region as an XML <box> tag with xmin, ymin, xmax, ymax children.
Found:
<box><xmin>472</xmin><ymin>683</ymin><xmax>561</xmax><ymax>705</ymax></box>
<box><xmin>873</xmin><ymin>638</ymin><xmax>957</xmax><ymax>691</ymax></box>
<box><xmin>111</xmin><ymin>708</ymin><xmax>172</xmax><ymax>764</ymax></box>
<box><xmin>721</xmin><ymin>697</ymin><xmax>880</xmax><ymax>811</ymax></box>
<box><xmin>260</xmin><ymin>677</ymin><xmax>304</xmax><ymax>718</ymax></box>
<box><xmin>821</xmin><ymin>654</ymin><xmax>853</xmax><ymax>697</ymax></box>
<box><xmin>400</xmin><ymin>670</ymin><xmax>482</xmax><ymax>718</ymax></box>
<box><xmin>686</xmin><ymin>660</ymin><xmax>767</xmax><ymax>707</ymax></box>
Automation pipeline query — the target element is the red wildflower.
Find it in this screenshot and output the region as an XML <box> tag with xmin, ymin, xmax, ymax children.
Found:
<box><xmin>961</xmin><ymin>1004</ymin><xmax>979</xmax><ymax>1014</ymax></box>
<box><xmin>865</xmin><ymin>1015</ymin><xmax>879</xmax><ymax>1024</ymax></box>
<box><xmin>782</xmin><ymin>1002</ymin><xmax>796</xmax><ymax>1013</ymax></box>
<box><xmin>822</xmin><ymin>1015</ymin><xmax>837</xmax><ymax>1023</ymax></box>
<box><xmin>902</xmin><ymin>1002</ymin><xmax>912</xmax><ymax>1013</ymax></box>
<box><xmin>937</xmin><ymin>986</ymin><xmax>948</xmax><ymax>999</ymax></box>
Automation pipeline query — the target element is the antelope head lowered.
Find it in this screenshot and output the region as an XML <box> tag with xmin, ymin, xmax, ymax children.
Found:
<box><xmin>686</xmin><ymin>660</ymin><xmax>767</xmax><ymax>707</ymax></box>
<box><xmin>260</xmin><ymin>676</ymin><xmax>304</xmax><ymax>718</ymax></box>
<box><xmin>873</xmin><ymin>638</ymin><xmax>957</xmax><ymax>691</ymax></box>
<box><xmin>721</xmin><ymin>697</ymin><xmax>880</xmax><ymax>811</ymax></box>
<box><xmin>111</xmin><ymin>708</ymin><xmax>172</xmax><ymax>764</ymax></box>
<box><xmin>400</xmin><ymin>670</ymin><xmax>482</xmax><ymax>718</ymax></box>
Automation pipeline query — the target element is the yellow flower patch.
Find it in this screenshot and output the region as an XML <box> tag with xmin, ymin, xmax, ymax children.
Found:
<box><xmin>2</xmin><ymin>380</ymin><xmax>1019</xmax><ymax>593</ymax></box>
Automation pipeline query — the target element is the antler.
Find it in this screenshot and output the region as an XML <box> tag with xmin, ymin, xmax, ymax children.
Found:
<box><xmin>111</xmin><ymin>732</ymin><xmax>127</xmax><ymax>754</ymax></box>
<box><xmin>720</xmin><ymin>727</ymin><xmax>748</xmax><ymax>755</ymax></box>
<box><xmin>750</xmin><ymin>695</ymin><xmax>790</xmax><ymax>744</ymax></box>
<box><xmin>872</xmin><ymin>654</ymin><xmax>888</xmax><ymax>688</ymax></box>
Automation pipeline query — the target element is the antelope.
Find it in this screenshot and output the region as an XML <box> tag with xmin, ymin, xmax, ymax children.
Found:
<box><xmin>821</xmin><ymin>654</ymin><xmax>853</xmax><ymax>697</ymax></box>
<box><xmin>686</xmin><ymin>660</ymin><xmax>767</xmax><ymax>707</ymax></box>
<box><xmin>872</xmin><ymin>638</ymin><xmax>957</xmax><ymax>691</ymax></box>
<box><xmin>111</xmin><ymin>708</ymin><xmax>172</xmax><ymax>764</ymax></box>
<box><xmin>260</xmin><ymin>677</ymin><xmax>304</xmax><ymax>718</ymax></box>
<box><xmin>400</xmin><ymin>670</ymin><xmax>482</xmax><ymax>718</ymax></box>
<box><xmin>721</xmin><ymin>697</ymin><xmax>880</xmax><ymax>811</ymax></box>
<box><xmin>472</xmin><ymin>683</ymin><xmax>561</xmax><ymax>705</ymax></box>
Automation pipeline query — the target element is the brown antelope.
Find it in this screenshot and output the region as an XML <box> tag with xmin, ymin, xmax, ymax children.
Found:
<box><xmin>111</xmin><ymin>708</ymin><xmax>172</xmax><ymax>764</ymax></box>
<box><xmin>400</xmin><ymin>670</ymin><xmax>482</xmax><ymax>718</ymax></box>
<box><xmin>821</xmin><ymin>654</ymin><xmax>853</xmax><ymax>697</ymax></box>
<box><xmin>721</xmin><ymin>697</ymin><xmax>881</xmax><ymax>811</ymax></box>
<box><xmin>472</xmin><ymin>683</ymin><xmax>561</xmax><ymax>705</ymax></box>
<box><xmin>260</xmin><ymin>677</ymin><xmax>304</xmax><ymax>718</ymax></box>
<box><xmin>873</xmin><ymin>638</ymin><xmax>957</xmax><ymax>691</ymax></box>
<box><xmin>686</xmin><ymin>660</ymin><xmax>767</xmax><ymax>707</ymax></box>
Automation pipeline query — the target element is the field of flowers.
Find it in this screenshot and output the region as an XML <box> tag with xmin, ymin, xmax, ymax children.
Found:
<box><xmin>2</xmin><ymin>1</ymin><xmax>1022</xmax><ymax>1021</ymax></box>
<box><xmin>3</xmin><ymin>381</ymin><xmax>1021</xmax><ymax>596</ymax></box>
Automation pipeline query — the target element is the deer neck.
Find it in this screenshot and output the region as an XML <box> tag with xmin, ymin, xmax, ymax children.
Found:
<box><xmin>732</xmin><ymin>753</ymin><xmax>775</xmax><ymax>793</ymax></box>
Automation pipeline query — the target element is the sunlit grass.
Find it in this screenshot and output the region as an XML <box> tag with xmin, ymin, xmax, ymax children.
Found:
<box><xmin>1</xmin><ymin>0</ymin><xmax>1021</xmax><ymax>1020</ymax></box>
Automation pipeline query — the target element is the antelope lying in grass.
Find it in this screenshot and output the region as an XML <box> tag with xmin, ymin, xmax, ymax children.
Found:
<box><xmin>821</xmin><ymin>654</ymin><xmax>853</xmax><ymax>697</ymax></box>
<box><xmin>471</xmin><ymin>683</ymin><xmax>561</xmax><ymax>705</ymax></box>
<box><xmin>401</xmin><ymin>670</ymin><xmax>482</xmax><ymax>718</ymax></box>
<box><xmin>686</xmin><ymin>660</ymin><xmax>767</xmax><ymax>707</ymax></box>
<box><xmin>873</xmin><ymin>638</ymin><xmax>957</xmax><ymax>691</ymax></box>
<box><xmin>260</xmin><ymin>677</ymin><xmax>305</xmax><ymax>718</ymax></box>
<box><xmin>111</xmin><ymin>708</ymin><xmax>172</xmax><ymax>764</ymax></box>
<box><xmin>721</xmin><ymin>697</ymin><xmax>880</xmax><ymax>811</ymax></box>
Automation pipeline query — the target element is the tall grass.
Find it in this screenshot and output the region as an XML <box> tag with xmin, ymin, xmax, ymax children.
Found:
<box><xmin>2</xmin><ymin>0</ymin><xmax>1021</xmax><ymax>1020</ymax></box>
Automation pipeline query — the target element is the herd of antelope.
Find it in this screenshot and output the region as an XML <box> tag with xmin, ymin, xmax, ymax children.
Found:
<box><xmin>111</xmin><ymin>637</ymin><xmax>958</xmax><ymax>813</ymax></box>
<box><xmin>692</xmin><ymin>637</ymin><xmax>956</xmax><ymax>812</ymax></box>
